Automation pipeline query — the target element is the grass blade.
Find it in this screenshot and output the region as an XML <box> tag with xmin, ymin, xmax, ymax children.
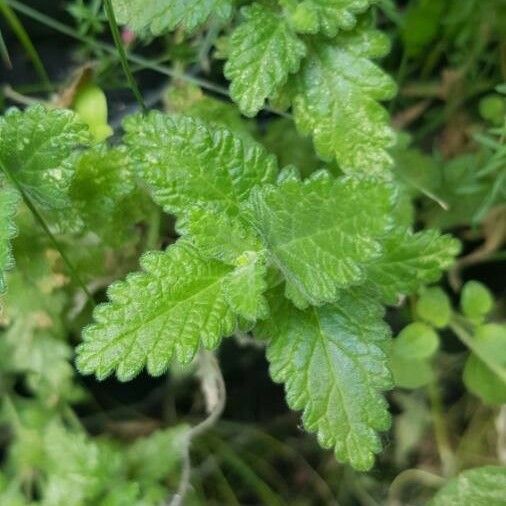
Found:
<box><xmin>102</xmin><ymin>0</ymin><xmax>146</xmax><ymax>111</ymax></box>
<box><xmin>0</xmin><ymin>0</ymin><xmax>51</xmax><ymax>90</ymax></box>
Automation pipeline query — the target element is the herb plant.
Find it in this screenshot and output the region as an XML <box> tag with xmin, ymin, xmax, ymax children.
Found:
<box><xmin>0</xmin><ymin>0</ymin><xmax>505</xmax><ymax>504</ymax></box>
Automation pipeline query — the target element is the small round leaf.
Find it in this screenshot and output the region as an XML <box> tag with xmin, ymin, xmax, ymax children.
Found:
<box><xmin>416</xmin><ymin>287</ymin><xmax>451</xmax><ymax>328</ymax></box>
<box><xmin>394</xmin><ymin>322</ymin><xmax>439</xmax><ymax>360</ymax></box>
<box><xmin>461</xmin><ymin>280</ymin><xmax>493</xmax><ymax>321</ymax></box>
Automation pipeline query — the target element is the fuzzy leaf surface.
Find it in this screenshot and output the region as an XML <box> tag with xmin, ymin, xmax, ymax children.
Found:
<box><xmin>112</xmin><ymin>0</ymin><xmax>232</xmax><ymax>35</ymax></box>
<box><xmin>367</xmin><ymin>230</ymin><xmax>460</xmax><ymax>303</ymax></box>
<box><xmin>259</xmin><ymin>288</ymin><xmax>392</xmax><ymax>470</ymax></box>
<box><xmin>77</xmin><ymin>242</ymin><xmax>237</xmax><ymax>380</ymax></box>
<box><xmin>247</xmin><ymin>173</ymin><xmax>393</xmax><ymax>306</ymax></box>
<box><xmin>70</xmin><ymin>146</ymin><xmax>141</xmax><ymax>244</ymax></box>
<box><xmin>178</xmin><ymin>206</ymin><xmax>262</xmax><ymax>265</ymax></box>
<box><xmin>223</xmin><ymin>252</ymin><xmax>269</xmax><ymax>321</ymax></box>
<box><xmin>0</xmin><ymin>105</ymin><xmax>89</xmax><ymax>209</ymax></box>
<box><xmin>123</xmin><ymin>113</ymin><xmax>278</xmax><ymax>217</ymax></box>
<box><xmin>292</xmin><ymin>28</ymin><xmax>396</xmax><ymax>174</ymax></box>
<box><xmin>224</xmin><ymin>4</ymin><xmax>306</xmax><ymax>117</ymax></box>
<box><xmin>0</xmin><ymin>186</ymin><xmax>18</xmax><ymax>293</ymax></box>
<box><xmin>284</xmin><ymin>0</ymin><xmax>376</xmax><ymax>37</ymax></box>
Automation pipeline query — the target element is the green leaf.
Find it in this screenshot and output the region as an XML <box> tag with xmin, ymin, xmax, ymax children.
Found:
<box><xmin>112</xmin><ymin>0</ymin><xmax>233</xmax><ymax>35</ymax></box>
<box><xmin>123</xmin><ymin>112</ymin><xmax>278</xmax><ymax>218</ymax></box>
<box><xmin>76</xmin><ymin>242</ymin><xmax>238</xmax><ymax>380</ymax></box>
<box><xmin>0</xmin><ymin>185</ymin><xmax>19</xmax><ymax>293</ymax></box>
<box><xmin>429</xmin><ymin>466</ymin><xmax>506</xmax><ymax>506</ymax></box>
<box><xmin>247</xmin><ymin>172</ymin><xmax>393</xmax><ymax>306</ymax></box>
<box><xmin>367</xmin><ymin>230</ymin><xmax>460</xmax><ymax>303</ymax></box>
<box><xmin>166</xmin><ymin>83</ymin><xmax>257</xmax><ymax>144</ymax></box>
<box><xmin>69</xmin><ymin>145</ymin><xmax>142</xmax><ymax>244</ymax></box>
<box><xmin>223</xmin><ymin>251</ymin><xmax>269</xmax><ymax>322</ymax></box>
<box><xmin>179</xmin><ymin>206</ymin><xmax>262</xmax><ymax>265</ymax></box>
<box><xmin>416</xmin><ymin>287</ymin><xmax>451</xmax><ymax>328</ymax></box>
<box><xmin>224</xmin><ymin>4</ymin><xmax>306</xmax><ymax>117</ymax></box>
<box><xmin>0</xmin><ymin>105</ymin><xmax>90</xmax><ymax>209</ymax></box>
<box><xmin>390</xmin><ymin>355</ymin><xmax>433</xmax><ymax>389</ymax></box>
<box><xmin>262</xmin><ymin>118</ymin><xmax>322</xmax><ymax>178</ymax></box>
<box><xmin>259</xmin><ymin>288</ymin><xmax>392</xmax><ymax>470</ymax></box>
<box><xmin>463</xmin><ymin>324</ymin><xmax>506</xmax><ymax>405</ymax></box>
<box><xmin>461</xmin><ymin>281</ymin><xmax>494</xmax><ymax>321</ymax></box>
<box><xmin>283</xmin><ymin>0</ymin><xmax>377</xmax><ymax>37</ymax></box>
<box><xmin>393</xmin><ymin>322</ymin><xmax>439</xmax><ymax>360</ymax></box>
<box><xmin>292</xmin><ymin>27</ymin><xmax>397</xmax><ymax>175</ymax></box>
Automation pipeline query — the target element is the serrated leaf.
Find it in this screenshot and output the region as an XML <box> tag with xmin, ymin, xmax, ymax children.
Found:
<box><xmin>0</xmin><ymin>185</ymin><xmax>19</xmax><ymax>293</ymax></box>
<box><xmin>112</xmin><ymin>0</ymin><xmax>233</xmax><ymax>35</ymax></box>
<box><xmin>76</xmin><ymin>242</ymin><xmax>237</xmax><ymax>380</ymax></box>
<box><xmin>259</xmin><ymin>288</ymin><xmax>392</xmax><ymax>470</ymax></box>
<box><xmin>224</xmin><ymin>4</ymin><xmax>306</xmax><ymax>117</ymax></box>
<box><xmin>247</xmin><ymin>172</ymin><xmax>393</xmax><ymax>306</ymax></box>
<box><xmin>283</xmin><ymin>0</ymin><xmax>377</xmax><ymax>37</ymax></box>
<box><xmin>429</xmin><ymin>466</ymin><xmax>506</xmax><ymax>506</ymax></box>
<box><xmin>367</xmin><ymin>230</ymin><xmax>460</xmax><ymax>303</ymax></box>
<box><xmin>179</xmin><ymin>206</ymin><xmax>262</xmax><ymax>265</ymax></box>
<box><xmin>166</xmin><ymin>83</ymin><xmax>257</xmax><ymax>144</ymax></box>
<box><xmin>292</xmin><ymin>27</ymin><xmax>397</xmax><ymax>174</ymax></box>
<box><xmin>0</xmin><ymin>105</ymin><xmax>90</xmax><ymax>209</ymax></box>
<box><xmin>223</xmin><ymin>252</ymin><xmax>269</xmax><ymax>321</ymax></box>
<box><xmin>123</xmin><ymin>112</ymin><xmax>278</xmax><ymax>218</ymax></box>
<box><xmin>69</xmin><ymin>145</ymin><xmax>141</xmax><ymax>244</ymax></box>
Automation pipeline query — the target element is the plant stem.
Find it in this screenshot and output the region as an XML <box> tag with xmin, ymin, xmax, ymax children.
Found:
<box><xmin>169</xmin><ymin>351</ymin><xmax>227</xmax><ymax>506</ymax></box>
<box><xmin>0</xmin><ymin>161</ymin><xmax>95</xmax><ymax>306</ymax></box>
<box><xmin>102</xmin><ymin>0</ymin><xmax>146</xmax><ymax>111</ymax></box>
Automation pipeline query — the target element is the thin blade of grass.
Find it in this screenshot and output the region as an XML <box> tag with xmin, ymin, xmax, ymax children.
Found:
<box><xmin>0</xmin><ymin>26</ymin><xmax>12</xmax><ymax>67</ymax></box>
<box><xmin>102</xmin><ymin>0</ymin><xmax>146</xmax><ymax>111</ymax></box>
<box><xmin>0</xmin><ymin>0</ymin><xmax>51</xmax><ymax>90</ymax></box>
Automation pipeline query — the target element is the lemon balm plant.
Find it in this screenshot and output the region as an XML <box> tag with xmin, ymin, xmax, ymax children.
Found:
<box><xmin>0</xmin><ymin>0</ymin><xmax>505</xmax><ymax>504</ymax></box>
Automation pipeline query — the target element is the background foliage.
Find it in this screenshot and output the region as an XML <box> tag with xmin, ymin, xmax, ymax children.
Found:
<box><xmin>0</xmin><ymin>0</ymin><xmax>505</xmax><ymax>504</ymax></box>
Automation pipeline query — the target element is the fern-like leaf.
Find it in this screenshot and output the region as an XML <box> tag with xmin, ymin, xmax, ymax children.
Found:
<box><xmin>292</xmin><ymin>26</ymin><xmax>397</xmax><ymax>175</ymax></box>
<box><xmin>259</xmin><ymin>287</ymin><xmax>392</xmax><ymax>470</ymax></box>
<box><xmin>123</xmin><ymin>113</ymin><xmax>278</xmax><ymax>218</ymax></box>
<box><xmin>112</xmin><ymin>0</ymin><xmax>232</xmax><ymax>35</ymax></box>
<box><xmin>0</xmin><ymin>105</ymin><xmax>90</xmax><ymax>209</ymax></box>
<box><xmin>367</xmin><ymin>230</ymin><xmax>461</xmax><ymax>303</ymax></box>
<box><xmin>247</xmin><ymin>172</ymin><xmax>393</xmax><ymax>306</ymax></box>
<box><xmin>283</xmin><ymin>0</ymin><xmax>377</xmax><ymax>37</ymax></box>
<box><xmin>224</xmin><ymin>3</ymin><xmax>306</xmax><ymax>117</ymax></box>
<box><xmin>77</xmin><ymin>241</ymin><xmax>237</xmax><ymax>380</ymax></box>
